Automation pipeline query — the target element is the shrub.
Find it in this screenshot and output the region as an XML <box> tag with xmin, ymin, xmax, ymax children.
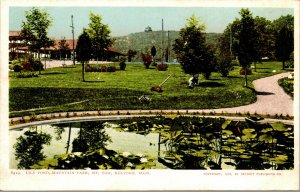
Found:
<box><xmin>85</xmin><ymin>64</ymin><xmax>100</xmax><ymax>72</ymax></box>
<box><xmin>22</xmin><ymin>61</ymin><xmax>32</xmax><ymax>71</ymax></box>
<box><xmin>141</xmin><ymin>53</ymin><xmax>152</xmax><ymax>69</ymax></box>
<box><xmin>119</xmin><ymin>57</ymin><xmax>126</xmax><ymax>70</ymax></box>
<box><xmin>12</xmin><ymin>64</ymin><xmax>23</xmax><ymax>72</ymax></box>
<box><xmin>240</xmin><ymin>68</ymin><xmax>252</xmax><ymax>75</ymax></box>
<box><xmin>15</xmin><ymin>72</ymin><xmax>38</xmax><ymax>78</ymax></box>
<box><xmin>107</xmin><ymin>66</ymin><xmax>116</xmax><ymax>72</ymax></box>
<box><xmin>31</xmin><ymin>59</ymin><xmax>44</xmax><ymax>71</ymax></box>
<box><xmin>216</xmin><ymin>57</ymin><xmax>234</xmax><ymax>77</ymax></box>
<box><xmin>11</xmin><ymin>58</ymin><xmax>26</xmax><ymax>72</ymax></box>
<box><xmin>100</xmin><ymin>65</ymin><xmax>107</xmax><ymax>72</ymax></box>
<box><xmin>287</xmin><ymin>52</ymin><xmax>294</xmax><ymax>68</ymax></box>
<box><xmin>11</xmin><ymin>58</ymin><xmax>44</xmax><ymax>72</ymax></box>
<box><xmin>157</xmin><ymin>63</ymin><xmax>168</xmax><ymax>71</ymax></box>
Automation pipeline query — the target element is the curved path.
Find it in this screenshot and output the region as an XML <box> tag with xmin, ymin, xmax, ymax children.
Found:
<box><xmin>9</xmin><ymin>72</ymin><xmax>294</xmax><ymax>126</ymax></box>
<box><xmin>204</xmin><ymin>72</ymin><xmax>293</xmax><ymax>116</ymax></box>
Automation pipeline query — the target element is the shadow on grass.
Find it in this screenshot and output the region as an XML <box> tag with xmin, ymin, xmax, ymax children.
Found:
<box><xmin>226</xmin><ymin>76</ymin><xmax>243</xmax><ymax>79</ymax></box>
<box><xmin>83</xmin><ymin>80</ymin><xmax>105</xmax><ymax>83</ymax></box>
<box><xmin>198</xmin><ymin>82</ymin><xmax>225</xmax><ymax>87</ymax></box>
<box><xmin>256</xmin><ymin>67</ymin><xmax>271</xmax><ymax>69</ymax></box>
<box><xmin>246</xmin><ymin>87</ymin><xmax>274</xmax><ymax>95</ymax></box>
<box><xmin>41</xmin><ymin>72</ymin><xmax>66</xmax><ymax>75</ymax></box>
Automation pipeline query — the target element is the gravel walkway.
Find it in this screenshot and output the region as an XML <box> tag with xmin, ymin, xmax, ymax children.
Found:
<box><xmin>204</xmin><ymin>72</ymin><xmax>293</xmax><ymax>116</ymax></box>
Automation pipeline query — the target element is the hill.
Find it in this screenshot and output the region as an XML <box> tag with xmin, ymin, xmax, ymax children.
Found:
<box><xmin>112</xmin><ymin>31</ymin><xmax>221</xmax><ymax>62</ymax></box>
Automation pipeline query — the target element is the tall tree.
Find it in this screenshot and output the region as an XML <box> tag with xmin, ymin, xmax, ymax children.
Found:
<box><xmin>253</xmin><ymin>16</ymin><xmax>273</xmax><ymax>71</ymax></box>
<box><xmin>237</xmin><ymin>8</ymin><xmax>257</xmax><ymax>87</ymax></box>
<box><xmin>273</xmin><ymin>15</ymin><xmax>294</xmax><ymax>69</ymax></box>
<box><xmin>76</xmin><ymin>31</ymin><xmax>92</xmax><ymax>82</ymax></box>
<box><xmin>20</xmin><ymin>7</ymin><xmax>53</xmax><ymax>74</ymax></box>
<box><xmin>216</xmin><ymin>33</ymin><xmax>234</xmax><ymax>77</ymax></box>
<box><xmin>173</xmin><ymin>15</ymin><xmax>214</xmax><ymax>79</ymax></box>
<box><xmin>85</xmin><ymin>12</ymin><xmax>112</xmax><ymax>62</ymax></box>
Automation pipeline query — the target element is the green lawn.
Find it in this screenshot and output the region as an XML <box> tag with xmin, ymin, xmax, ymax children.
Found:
<box><xmin>278</xmin><ymin>77</ymin><xmax>294</xmax><ymax>98</ymax></box>
<box><xmin>9</xmin><ymin>61</ymin><xmax>289</xmax><ymax>117</ymax></box>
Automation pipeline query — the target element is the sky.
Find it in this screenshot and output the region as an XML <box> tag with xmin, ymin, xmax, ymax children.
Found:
<box><xmin>9</xmin><ymin>6</ymin><xmax>293</xmax><ymax>39</ymax></box>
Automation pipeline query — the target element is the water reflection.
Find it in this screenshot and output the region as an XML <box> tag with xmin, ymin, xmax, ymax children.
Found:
<box><xmin>72</xmin><ymin>121</ymin><xmax>111</xmax><ymax>153</ymax></box>
<box><xmin>10</xmin><ymin>117</ymin><xmax>294</xmax><ymax>170</ymax></box>
<box><xmin>13</xmin><ymin>126</ymin><xmax>52</xmax><ymax>169</ymax></box>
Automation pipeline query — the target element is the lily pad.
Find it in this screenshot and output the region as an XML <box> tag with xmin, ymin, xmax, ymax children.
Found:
<box><xmin>270</xmin><ymin>123</ymin><xmax>288</xmax><ymax>132</ymax></box>
<box><xmin>223</xmin><ymin>130</ymin><xmax>233</xmax><ymax>135</ymax></box>
<box><xmin>258</xmin><ymin>134</ymin><xmax>274</xmax><ymax>143</ymax></box>
<box><xmin>269</xmin><ymin>155</ymin><xmax>288</xmax><ymax>164</ymax></box>
<box><xmin>222</xmin><ymin>120</ymin><xmax>231</xmax><ymax>129</ymax></box>
<box><xmin>242</xmin><ymin>128</ymin><xmax>256</xmax><ymax>134</ymax></box>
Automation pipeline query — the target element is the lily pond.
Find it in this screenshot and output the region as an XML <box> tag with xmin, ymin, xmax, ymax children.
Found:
<box><xmin>10</xmin><ymin>116</ymin><xmax>294</xmax><ymax>170</ymax></box>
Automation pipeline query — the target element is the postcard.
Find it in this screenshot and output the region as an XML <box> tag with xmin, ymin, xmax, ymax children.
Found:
<box><xmin>0</xmin><ymin>0</ymin><xmax>299</xmax><ymax>190</ymax></box>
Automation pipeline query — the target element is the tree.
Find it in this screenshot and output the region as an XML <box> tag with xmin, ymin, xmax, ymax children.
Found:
<box><xmin>85</xmin><ymin>12</ymin><xmax>112</xmax><ymax>62</ymax></box>
<box><xmin>20</xmin><ymin>7</ymin><xmax>53</xmax><ymax>74</ymax></box>
<box><xmin>76</xmin><ymin>31</ymin><xmax>92</xmax><ymax>82</ymax></box>
<box><xmin>216</xmin><ymin>34</ymin><xmax>234</xmax><ymax>77</ymax></box>
<box><xmin>252</xmin><ymin>16</ymin><xmax>273</xmax><ymax>71</ymax></box>
<box><xmin>273</xmin><ymin>15</ymin><xmax>294</xmax><ymax>69</ymax></box>
<box><xmin>237</xmin><ymin>8</ymin><xmax>257</xmax><ymax>87</ymax></box>
<box><xmin>151</xmin><ymin>46</ymin><xmax>157</xmax><ymax>65</ymax></box>
<box><xmin>173</xmin><ymin>15</ymin><xmax>214</xmax><ymax>79</ymax></box>
<box><xmin>127</xmin><ymin>49</ymin><xmax>137</xmax><ymax>62</ymax></box>
<box><xmin>58</xmin><ymin>37</ymin><xmax>70</xmax><ymax>61</ymax></box>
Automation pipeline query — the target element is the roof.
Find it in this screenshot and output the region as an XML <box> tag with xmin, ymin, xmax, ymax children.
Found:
<box><xmin>9</xmin><ymin>31</ymin><xmax>23</xmax><ymax>40</ymax></box>
<box><xmin>9</xmin><ymin>31</ymin><xmax>125</xmax><ymax>55</ymax></box>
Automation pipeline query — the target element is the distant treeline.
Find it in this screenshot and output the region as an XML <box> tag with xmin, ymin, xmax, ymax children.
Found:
<box><xmin>112</xmin><ymin>31</ymin><xmax>221</xmax><ymax>62</ymax></box>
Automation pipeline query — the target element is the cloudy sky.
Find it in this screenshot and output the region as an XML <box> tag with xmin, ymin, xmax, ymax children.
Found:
<box><xmin>9</xmin><ymin>6</ymin><xmax>293</xmax><ymax>39</ymax></box>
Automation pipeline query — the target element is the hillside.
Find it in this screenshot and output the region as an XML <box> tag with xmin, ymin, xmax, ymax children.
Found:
<box><xmin>112</xmin><ymin>31</ymin><xmax>221</xmax><ymax>62</ymax></box>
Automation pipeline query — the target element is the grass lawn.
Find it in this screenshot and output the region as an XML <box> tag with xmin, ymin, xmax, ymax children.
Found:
<box><xmin>9</xmin><ymin>61</ymin><xmax>289</xmax><ymax>117</ymax></box>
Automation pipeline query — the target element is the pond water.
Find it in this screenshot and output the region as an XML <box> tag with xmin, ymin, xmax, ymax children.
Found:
<box><xmin>10</xmin><ymin>122</ymin><xmax>167</xmax><ymax>169</ymax></box>
<box><xmin>9</xmin><ymin>117</ymin><xmax>294</xmax><ymax>170</ymax></box>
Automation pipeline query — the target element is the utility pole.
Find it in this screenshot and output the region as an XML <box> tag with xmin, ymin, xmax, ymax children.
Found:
<box><xmin>161</xmin><ymin>19</ymin><xmax>164</xmax><ymax>64</ymax></box>
<box><xmin>167</xmin><ymin>30</ymin><xmax>170</xmax><ymax>62</ymax></box>
<box><xmin>71</xmin><ymin>15</ymin><xmax>75</xmax><ymax>65</ymax></box>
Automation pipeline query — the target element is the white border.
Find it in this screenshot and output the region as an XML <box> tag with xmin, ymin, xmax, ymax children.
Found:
<box><xmin>1</xmin><ymin>0</ymin><xmax>299</xmax><ymax>190</ymax></box>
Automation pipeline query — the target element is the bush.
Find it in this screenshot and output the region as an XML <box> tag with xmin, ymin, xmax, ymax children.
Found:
<box><xmin>15</xmin><ymin>72</ymin><xmax>38</xmax><ymax>78</ymax></box>
<box><xmin>141</xmin><ymin>53</ymin><xmax>152</xmax><ymax>69</ymax></box>
<box><xmin>240</xmin><ymin>68</ymin><xmax>252</xmax><ymax>75</ymax></box>
<box><xmin>85</xmin><ymin>64</ymin><xmax>100</xmax><ymax>72</ymax></box>
<box><xmin>10</xmin><ymin>58</ymin><xmax>44</xmax><ymax>72</ymax></box>
<box><xmin>287</xmin><ymin>52</ymin><xmax>294</xmax><ymax>68</ymax></box>
<box><xmin>31</xmin><ymin>59</ymin><xmax>44</xmax><ymax>71</ymax></box>
<box><xmin>119</xmin><ymin>57</ymin><xmax>126</xmax><ymax>70</ymax></box>
<box><xmin>107</xmin><ymin>66</ymin><xmax>116</xmax><ymax>72</ymax></box>
<box><xmin>100</xmin><ymin>65</ymin><xmax>107</xmax><ymax>72</ymax></box>
<box><xmin>157</xmin><ymin>63</ymin><xmax>168</xmax><ymax>71</ymax></box>
<box><xmin>86</xmin><ymin>65</ymin><xmax>116</xmax><ymax>72</ymax></box>
<box><xmin>12</xmin><ymin>64</ymin><xmax>23</xmax><ymax>72</ymax></box>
